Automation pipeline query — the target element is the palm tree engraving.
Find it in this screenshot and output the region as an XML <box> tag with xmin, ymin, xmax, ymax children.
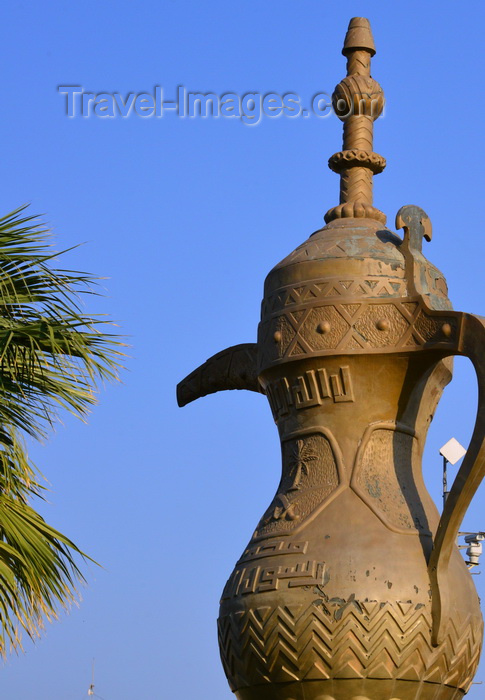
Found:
<box><xmin>287</xmin><ymin>439</ymin><xmax>318</xmax><ymax>491</ymax></box>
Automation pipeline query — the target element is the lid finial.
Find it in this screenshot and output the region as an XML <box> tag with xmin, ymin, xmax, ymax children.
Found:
<box><xmin>325</xmin><ymin>18</ymin><xmax>386</xmax><ymax>225</ymax></box>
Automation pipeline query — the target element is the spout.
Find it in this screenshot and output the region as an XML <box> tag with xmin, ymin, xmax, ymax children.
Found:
<box><xmin>177</xmin><ymin>343</ymin><xmax>263</xmax><ymax>407</ymax></box>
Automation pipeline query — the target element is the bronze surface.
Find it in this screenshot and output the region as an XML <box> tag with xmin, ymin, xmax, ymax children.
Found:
<box><xmin>177</xmin><ymin>17</ymin><xmax>485</xmax><ymax>700</ymax></box>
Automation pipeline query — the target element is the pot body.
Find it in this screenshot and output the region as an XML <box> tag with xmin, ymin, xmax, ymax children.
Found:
<box><xmin>218</xmin><ymin>353</ymin><xmax>483</xmax><ymax>700</ymax></box>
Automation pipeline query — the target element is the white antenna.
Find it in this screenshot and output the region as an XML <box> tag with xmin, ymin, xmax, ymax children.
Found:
<box><xmin>87</xmin><ymin>659</ymin><xmax>105</xmax><ymax>699</ymax></box>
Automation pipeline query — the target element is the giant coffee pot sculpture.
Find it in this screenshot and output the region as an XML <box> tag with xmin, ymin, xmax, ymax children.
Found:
<box><xmin>177</xmin><ymin>18</ymin><xmax>485</xmax><ymax>700</ymax></box>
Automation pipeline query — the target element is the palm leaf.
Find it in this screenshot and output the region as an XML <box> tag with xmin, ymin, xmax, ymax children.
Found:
<box><xmin>0</xmin><ymin>205</ymin><xmax>124</xmax><ymax>655</ymax></box>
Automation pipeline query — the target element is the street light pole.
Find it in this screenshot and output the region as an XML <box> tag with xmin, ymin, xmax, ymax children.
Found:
<box><xmin>440</xmin><ymin>437</ymin><xmax>467</xmax><ymax>511</ymax></box>
<box><xmin>443</xmin><ymin>455</ymin><xmax>449</xmax><ymax>509</ymax></box>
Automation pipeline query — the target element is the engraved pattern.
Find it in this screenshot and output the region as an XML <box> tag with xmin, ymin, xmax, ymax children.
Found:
<box><xmin>328</xmin><ymin>149</ymin><xmax>386</xmax><ymax>174</ymax></box>
<box><xmin>340</xmin><ymin>166</ymin><xmax>373</xmax><ymax>204</ymax></box>
<box><xmin>221</xmin><ymin>560</ymin><xmax>326</xmax><ymax>600</ymax></box>
<box><xmin>218</xmin><ymin>600</ymin><xmax>483</xmax><ymax>692</ymax></box>
<box><xmin>353</xmin><ymin>303</ymin><xmax>410</xmax><ymax>346</ymax></box>
<box><xmin>346</xmin><ymin>50</ymin><xmax>371</xmax><ymax>77</ymax></box>
<box><xmin>255</xmin><ymin>434</ymin><xmax>339</xmax><ymax>538</ymax></box>
<box><xmin>333</xmin><ymin>78</ymin><xmax>384</xmax><ymax>120</ymax></box>
<box><xmin>239</xmin><ymin>540</ymin><xmax>308</xmax><ymax>562</ymax></box>
<box><xmin>261</xmin><ymin>277</ymin><xmax>407</xmax><ymax>317</ymax></box>
<box><xmin>277</xmin><ymin>230</ymin><xmax>404</xmax><ymax>266</ymax></box>
<box><xmin>258</xmin><ymin>298</ymin><xmax>458</xmax><ymax>370</ymax></box>
<box><xmin>265</xmin><ymin>366</ymin><xmax>354</xmax><ymax>420</ymax></box>
<box><xmin>342</xmin><ymin>114</ymin><xmax>374</xmax><ymax>149</ymax></box>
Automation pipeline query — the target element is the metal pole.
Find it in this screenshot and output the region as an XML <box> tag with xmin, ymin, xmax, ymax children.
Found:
<box><xmin>443</xmin><ymin>455</ymin><xmax>448</xmax><ymax>509</ymax></box>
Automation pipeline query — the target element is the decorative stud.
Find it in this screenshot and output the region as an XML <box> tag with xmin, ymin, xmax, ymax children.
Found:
<box><xmin>273</xmin><ymin>331</ymin><xmax>282</xmax><ymax>343</ymax></box>
<box><xmin>376</xmin><ymin>318</ymin><xmax>389</xmax><ymax>331</ymax></box>
<box><xmin>442</xmin><ymin>323</ymin><xmax>453</xmax><ymax>338</ymax></box>
<box><xmin>316</xmin><ymin>321</ymin><xmax>331</xmax><ymax>334</ymax></box>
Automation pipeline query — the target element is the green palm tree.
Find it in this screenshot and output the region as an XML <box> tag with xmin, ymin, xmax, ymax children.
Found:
<box><xmin>0</xmin><ymin>205</ymin><xmax>123</xmax><ymax>655</ymax></box>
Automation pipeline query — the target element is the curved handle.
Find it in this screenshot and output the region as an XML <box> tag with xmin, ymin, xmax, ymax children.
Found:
<box><xmin>429</xmin><ymin>312</ymin><xmax>485</xmax><ymax>645</ymax></box>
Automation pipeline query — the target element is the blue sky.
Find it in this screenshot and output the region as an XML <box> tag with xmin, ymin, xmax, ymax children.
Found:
<box><xmin>2</xmin><ymin>1</ymin><xmax>485</xmax><ymax>698</ymax></box>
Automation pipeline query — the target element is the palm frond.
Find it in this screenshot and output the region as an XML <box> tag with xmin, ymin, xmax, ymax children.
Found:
<box><xmin>0</xmin><ymin>205</ymin><xmax>124</xmax><ymax>655</ymax></box>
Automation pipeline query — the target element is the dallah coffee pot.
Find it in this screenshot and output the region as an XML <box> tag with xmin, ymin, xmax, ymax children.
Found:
<box><xmin>177</xmin><ymin>18</ymin><xmax>485</xmax><ymax>700</ymax></box>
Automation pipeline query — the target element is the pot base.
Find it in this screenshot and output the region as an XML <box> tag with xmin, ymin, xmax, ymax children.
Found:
<box><xmin>235</xmin><ymin>679</ymin><xmax>465</xmax><ymax>700</ymax></box>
